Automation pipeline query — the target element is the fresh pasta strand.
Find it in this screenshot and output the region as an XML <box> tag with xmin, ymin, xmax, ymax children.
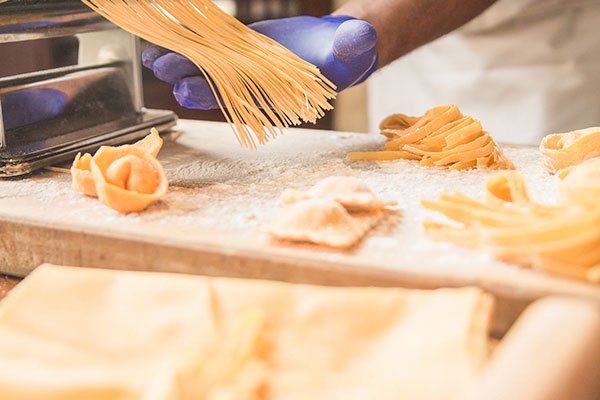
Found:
<box><xmin>349</xmin><ymin>105</ymin><xmax>514</xmax><ymax>170</ymax></box>
<box><xmin>82</xmin><ymin>0</ymin><xmax>336</xmax><ymax>148</ymax></box>
<box><xmin>422</xmin><ymin>170</ymin><xmax>600</xmax><ymax>284</ymax></box>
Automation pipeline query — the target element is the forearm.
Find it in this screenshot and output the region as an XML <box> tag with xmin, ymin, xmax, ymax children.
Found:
<box><xmin>333</xmin><ymin>0</ymin><xmax>498</xmax><ymax>67</ymax></box>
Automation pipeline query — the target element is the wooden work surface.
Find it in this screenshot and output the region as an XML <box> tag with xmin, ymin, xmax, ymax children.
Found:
<box><xmin>0</xmin><ymin>277</ymin><xmax>18</xmax><ymax>301</ymax></box>
<box><xmin>0</xmin><ymin>120</ymin><xmax>598</xmax><ymax>331</ymax></box>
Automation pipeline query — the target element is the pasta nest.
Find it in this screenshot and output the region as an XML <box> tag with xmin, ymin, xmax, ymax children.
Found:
<box><xmin>540</xmin><ymin>127</ymin><xmax>600</xmax><ymax>174</ymax></box>
<box><xmin>81</xmin><ymin>0</ymin><xmax>336</xmax><ymax>148</ymax></box>
<box><xmin>422</xmin><ymin>163</ymin><xmax>600</xmax><ymax>284</ymax></box>
<box><xmin>349</xmin><ymin>105</ymin><xmax>515</xmax><ymax>171</ymax></box>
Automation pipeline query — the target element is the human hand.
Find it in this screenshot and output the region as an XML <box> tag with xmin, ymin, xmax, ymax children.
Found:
<box><xmin>2</xmin><ymin>88</ymin><xmax>66</xmax><ymax>130</ymax></box>
<box><xmin>142</xmin><ymin>15</ymin><xmax>378</xmax><ymax>110</ymax></box>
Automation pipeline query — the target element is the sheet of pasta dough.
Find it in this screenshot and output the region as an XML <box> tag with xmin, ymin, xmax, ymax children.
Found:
<box><xmin>0</xmin><ymin>265</ymin><xmax>493</xmax><ymax>400</ymax></box>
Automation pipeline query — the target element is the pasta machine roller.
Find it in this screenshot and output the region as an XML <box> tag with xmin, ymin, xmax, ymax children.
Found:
<box><xmin>0</xmin><ymin>0</ymin><xmax>177</xmax><ymax>177</ymax></box>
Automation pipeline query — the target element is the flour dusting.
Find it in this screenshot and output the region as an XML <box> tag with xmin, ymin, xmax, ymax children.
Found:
<box><xmin>0</xmin><ymin>121</ymin><xmax>558</xmax><ymax>275</ymax></box>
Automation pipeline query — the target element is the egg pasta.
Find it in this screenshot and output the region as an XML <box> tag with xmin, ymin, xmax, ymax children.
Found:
<box><xmin>422</xmin><ymin>168</ymin><xmax>600</xmax><ymax>283</ymax></box>
<box><xmin>349</xmin><ymin>105</ymin><xmax>514</xmax><ymax>170</ymax></box>
<box><xmin>82</xmin><ymin>0</ymin><xmax>336</xmax><ymax>148</ymax></box>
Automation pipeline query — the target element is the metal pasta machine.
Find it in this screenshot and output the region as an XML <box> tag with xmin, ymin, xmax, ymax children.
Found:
<box><xmin>0</xmin><ymin>0</ymin><xmax>177</xmax><ymax>177</ymax></box>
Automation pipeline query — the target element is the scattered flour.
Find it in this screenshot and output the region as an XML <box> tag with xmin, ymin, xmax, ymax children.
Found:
<box><xmin>0</xmin><ymin>122</ymin><xmax>558</xmax><ymax>275</ymax></box>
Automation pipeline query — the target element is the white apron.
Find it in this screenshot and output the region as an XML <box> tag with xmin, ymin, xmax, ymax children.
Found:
<box><xmin>367</xmin><ymin>0</ymin><xmax>600</xmax><ymax>145</ymax></box>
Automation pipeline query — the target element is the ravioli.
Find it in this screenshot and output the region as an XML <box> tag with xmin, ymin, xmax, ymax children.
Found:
<box><xmin>280</xmin><ymin>176</ymin><xmax>397</xmax><ymax>212</ymax></box>
<box><xmin>266</xmin><ymin>199</ymin><xmax>381</xmax><ymax>248</ymax></box>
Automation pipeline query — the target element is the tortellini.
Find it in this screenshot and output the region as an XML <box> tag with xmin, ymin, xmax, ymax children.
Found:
<box><xmin>540</xmin><ymin>127</ymin><xmax>600</xmax><ymax>173</ymax></box>
<box><xmin>92</xmin><ymin>146</ymin><xmax>168</xmax><ymax>214</ymax></box>
<box><xmin>71</xmin><ymin>152</ymin><xmax>97</xmax><ymax>197</ymax></box>
<box><xmin>70</xmin><ymin>128</ymin><xmax>167</xmax><ymax>213</ymax></box>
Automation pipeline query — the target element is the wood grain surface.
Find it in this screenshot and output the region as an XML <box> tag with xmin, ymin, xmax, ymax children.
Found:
<box><xmin>0</xmin><ymin>120</ymin><xmax>598</xmax><ymax>333</ymax></box>
<box><xmin>0</xmin><ymin>277</ymin><xmax>18</xmax><ymax>300</ymax></box>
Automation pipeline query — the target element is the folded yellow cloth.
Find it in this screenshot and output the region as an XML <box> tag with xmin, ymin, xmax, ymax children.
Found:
<box><xmin>0</xmin><ymin>265</ymin><xmax>493</xmax><ymax>400</ymax></box>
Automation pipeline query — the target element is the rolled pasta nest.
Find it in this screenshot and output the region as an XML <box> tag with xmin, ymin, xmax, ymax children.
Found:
<box><xmin>422</xmin><ymin>162</ymin><xmax>600</xmax><ymax>284</ymax></box>
<box><xmin>349</xmin><ymin>105</ymin><xmax>515</xmax><ymax>170</ymax></box>
<box><xmin>82</xmin><ymin>0</ymin><xmax>336</xmax><ymax>148</ymax></box>
<box><xmin>540</xmin><ymin>127</ymin><xmax>600</xmax><ymax>174</ymax></box>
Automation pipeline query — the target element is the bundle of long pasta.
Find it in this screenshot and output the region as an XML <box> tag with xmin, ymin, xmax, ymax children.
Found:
<box><xmin>422</xmin><ymin>166</ymin><xmax>600</xmax><ymax>283</ymax></box>
<box><xmin>349</xmin><ymin>105</ymin><xmax>515</xmax><ymax>170</ymax></box>
<box><xmin>82</xmin><ymin>0</ymin><xmax>336</xmax><ymax>148</ymax></box>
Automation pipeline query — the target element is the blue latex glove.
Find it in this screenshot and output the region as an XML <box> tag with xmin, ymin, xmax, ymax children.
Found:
<box><xmin>2</xmin><ymin>88</ymin><xmax>67</xmax><ymax>130</ymax></box>
<box><xmin>142</xmin><ymin>15</ymin><xmax>378</xmax><ymax>110</ymax></box>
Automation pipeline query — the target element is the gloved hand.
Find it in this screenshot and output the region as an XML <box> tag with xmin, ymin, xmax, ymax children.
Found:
<box><xmin>142</xmin><ymin>15</ymin><xmax>378</xmax><ymax>110</ymax></box>
<box><xmin>2</xmin><ymin>88</ymin><xmax>67</xmax><ymax>130</ymax></box>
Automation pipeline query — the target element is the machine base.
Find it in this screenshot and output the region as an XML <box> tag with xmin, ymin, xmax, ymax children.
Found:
<box><xmin>0</xmin><ymin>109</ymin><xmax>177</xmax><ymax>177</ymax></box>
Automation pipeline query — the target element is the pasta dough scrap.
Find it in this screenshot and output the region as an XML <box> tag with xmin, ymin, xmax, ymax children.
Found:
<box><xmin>349</xmin><ymin>105</ymin><xmax>515</xmax><ymax>171</ymax></box>
<box><xmin>540</xmin><ymin>127</ymin><xmax>600</xmax><ymax>173</ymax></box>
<box><xmin>0</xmin><ymin>264</ymin><xmax>494</xmax><ymax>400</ymax></box>
<box><xmin>82</xmin><ymin>0</ymin><xmax>336</xmax><ymax>148</ymax></box>
<box><xmin>266</xmin><ymin>199</ymin><xmax>381</xmax><ymax>248</ymax></box>
<box><xmin>70</xmin><ymin>129</ymin><xmax>165</xmax><ymax>198</ymax></box>
<box><xmin>422</xmin><ymin>168</ymin><xmax>600</xmax><ymax>283</ymax></box>
<box><xmin>280</xmin><ymin>176</ymin><xmax>397</xmax><ymax>211</ymax></box>
<box><xmin>92</xmin><ymin>146</ymin><xmax>168</xmax><ymax>214</ymax></box>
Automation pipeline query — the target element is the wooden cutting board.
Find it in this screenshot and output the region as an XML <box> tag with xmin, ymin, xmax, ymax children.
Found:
<box><xmin>0</xmin><ymin>120</ymin><xmax>598</xmax><ymax>331</ymax></box>
<box><xmin>0</xmin><ymin>277</ymin><xmax>17</xmax><ymax>300</ymax></box>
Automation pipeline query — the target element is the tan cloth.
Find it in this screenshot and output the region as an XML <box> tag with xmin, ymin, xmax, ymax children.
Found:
<box><xmin>0</xmin><ymin>265</ymin><xmax>493</xmax><ymax>400</ymax></box>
